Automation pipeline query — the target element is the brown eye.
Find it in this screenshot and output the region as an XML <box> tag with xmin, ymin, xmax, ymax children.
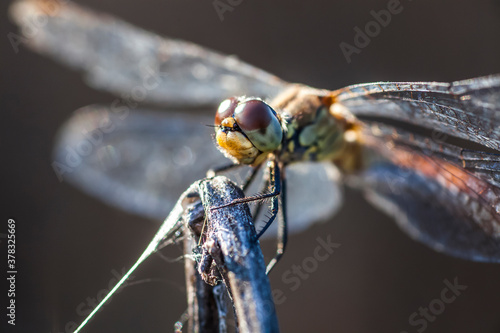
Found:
<box><xmin>233</xmin><ymin>99</ymin><xmax>282</xmax><ymax>152</ymax></box>
<box><xmin>233</xmin><ymin>100</ymin><xmax>276</xmax><ymax>132</ymax></box>
<box><xmin>215</xmin><ymin>97</ymin><xmax>239</xmax><ymax>126</ymax></box>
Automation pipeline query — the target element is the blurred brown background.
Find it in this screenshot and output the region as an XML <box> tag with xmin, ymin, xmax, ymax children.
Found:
<box><xmin>2</xmin><ymin>0</ymin><xmax>500</xmax><ymax>332</ymax></box>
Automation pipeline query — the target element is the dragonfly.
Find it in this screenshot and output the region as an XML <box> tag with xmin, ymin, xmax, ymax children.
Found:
<box><xmin>11</xmin><ymin>0</ymin><xmax>500</xmax><ymax>272</ymax></box>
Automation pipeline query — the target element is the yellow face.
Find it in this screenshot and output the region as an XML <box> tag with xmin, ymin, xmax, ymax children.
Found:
<box><xmin>216</xmin><ymin>117</ymin><xmax>262</xmax><ymax>164</ymax></box>
<box><xmin>214</xmin><ymin>97</ymin><xmax>283</xmax><ymax>166</ymax></box>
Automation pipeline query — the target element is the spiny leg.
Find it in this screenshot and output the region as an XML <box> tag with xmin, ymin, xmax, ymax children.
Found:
<box><xmin>207</xmin><ymin>162</ymin><xmax>261</xmax><ymax>192</ymax></box>
<box><xmin>265</xmin><ymin>167</ymin><xmax>287</xmax><ymax>275</ymax></box>
<box><xmin>242</xmin><ymin>163</ymin><xmax>262</xmax><ymax>192</ymax></box>
<box><xmin>210</xmin><ymin>157</ymin><xmax>287</xmax><ymax>273</ymax></box>
<box><xmin>208</xmin><ymin>161</ymin><xmax>266</xmax><ymax>226</ymax></box>
<box><xmin>255</xmin><ymin>191</ymin><xmax>279</xmax><ymax>239</ymax></box>
<box><xmin>212</xmin><ymin>158</ymin><xmax>281</xmax><ymax>210</ymax></box>
<box><xmin>250</xmin><ymin>175</ymin><xmax>270</xmax><ymax>224</ymax></box>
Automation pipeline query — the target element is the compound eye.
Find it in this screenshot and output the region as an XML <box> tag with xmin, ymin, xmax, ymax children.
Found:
<box><xmin>233</xmin><ymin>99</ymin><xmax>283</xmax><ymax>152</ymax></box>
<box><xmin>215</xmin><ymin>97</ymin><xmax>239</xmax><ymax>126</ymax></box>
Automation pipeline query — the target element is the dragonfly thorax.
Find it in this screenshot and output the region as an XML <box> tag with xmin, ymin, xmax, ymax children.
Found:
<box><xmin>271</xmin><ymin>86</ymin><xmax>363</xmax><ymax>171</ymax></box>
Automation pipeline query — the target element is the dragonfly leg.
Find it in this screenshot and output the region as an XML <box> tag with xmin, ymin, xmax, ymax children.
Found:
<box><xmin>264</xmin><ymin>168</ymin><xmax>288</xmax><ymax>275</ymax></box>
<box><xmin>208</xmin><ymin>162</ymin><xmax>262</xmax><ymax>192</ymax></box>
<box><xmin>211</xmin><ymin>158</ymin><xmax>281</xmax><ymax>210</ymax></box>
<box><xmin>206</xmin><ymin>162</ymin><xmax>241</xmax><ymax>177</ymax></box>
<box><xmin>255</xmin><ymin>191</ymin><xmax>279</xmax><ymax>239</ymax></box>
<box><xmin>211</xmin><ymin>158</ymin><xmax>288</xmax><ymax>273</ymax></box>
<box><xmin>242</xmin><ymin>163</ymin><xmax>263</xmax><ymax>192</ymax></box>
<box><xmin>249</xmin><ymin>175</ymin><xmax>270</xmax><ymax>222</ymax></box>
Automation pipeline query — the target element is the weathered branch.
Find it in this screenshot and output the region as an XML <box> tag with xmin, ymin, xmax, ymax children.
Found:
<box><xmin>182</xmin><ymin>176</ymin><xmax>279</xmax><ymax>333</ymax></box>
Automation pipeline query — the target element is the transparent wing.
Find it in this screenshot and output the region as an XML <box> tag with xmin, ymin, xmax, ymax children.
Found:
<box><xmin>10</xmin><ymin>0</ymin><xmax>287</xmax><ymax>106</ymax></box>
<box><xmin>359</xmin><ymin>164</ymin><xmax>500</xmax><ymax>262</ymax></box>
<box><xmin>53</xmin><ymin>105</ymin><xmax>222</xmax><ymax>220</ymax></box>
<box><xmin>53</xmin><ymin>106</ymin><xmax>343</xmax><ymax>234</ymax></box>
<box><xmin>350</xmin><ymin>127</ymin><xmax>500</xmax><ymax>262</ymax></box>
<box><xmin>335</xmin><ymin>74</ymin><xmax>500</xmax><ymax>150</ymax></box>
<box><xmin>363</xmin><ymin>123</ymin><xmax>500</xmax><ymax>189</ymax></box>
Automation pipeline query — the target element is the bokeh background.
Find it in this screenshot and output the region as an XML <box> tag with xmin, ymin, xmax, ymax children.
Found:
<box><xmin>2</xmin><ymin>0</ymin><xmax>500</xmax><ymax>332</ymax></box>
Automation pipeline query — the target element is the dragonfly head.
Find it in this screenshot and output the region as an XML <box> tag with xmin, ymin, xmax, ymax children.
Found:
<box><xmin>214</xmin><ymin>97</ymin><xmax>283</xmax><ymax>165</ymax></box>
